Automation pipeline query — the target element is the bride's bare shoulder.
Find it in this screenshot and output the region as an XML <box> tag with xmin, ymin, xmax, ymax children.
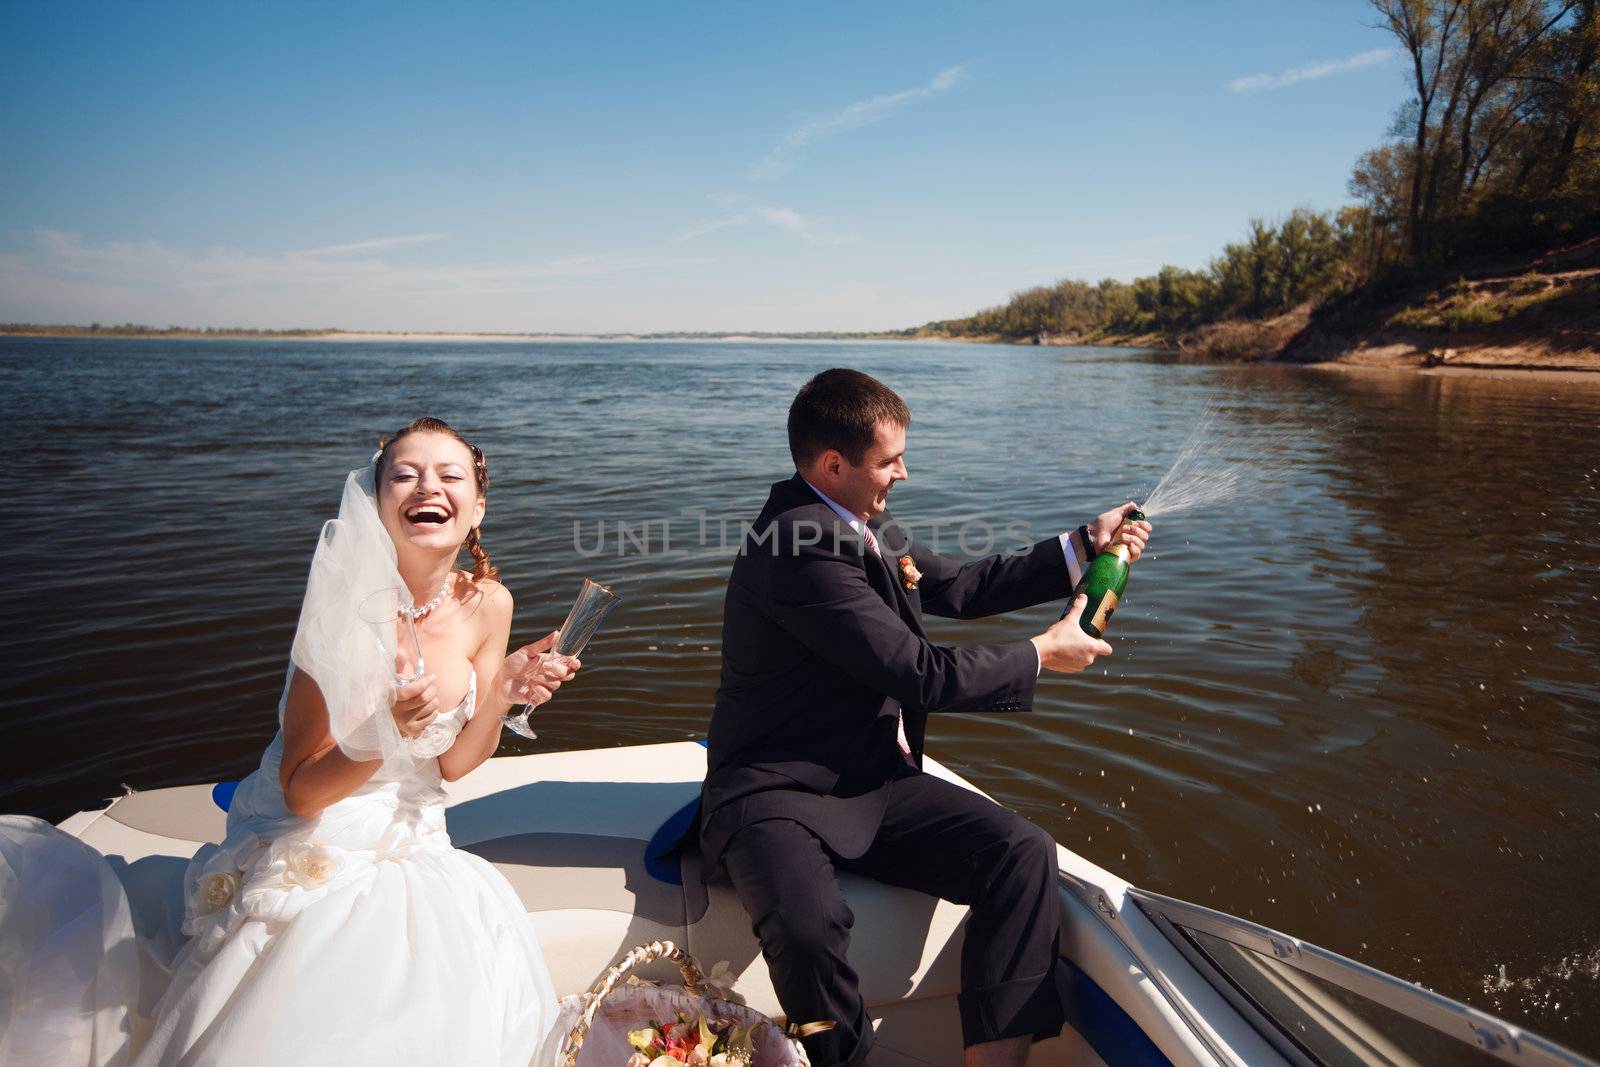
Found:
<box><xmin>476</xmin><ymin>575</ymin><xmax>512</xmax><ymax>611</ymax></box>
<box><xmin>455</xmin><ymin>571</ymin><xmax>512</xmax><ymax>625</ymax></box>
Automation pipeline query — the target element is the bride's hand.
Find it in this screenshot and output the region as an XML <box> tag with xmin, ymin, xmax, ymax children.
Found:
<box><xmin>390</xmin><ymin>673</ymin><xmax>440</xmax><ymax>738</ymax></box>
<box><xmin>495</xmin><ymin>631</ymin><xmax>581</xmax><ymax>708</ymax></box>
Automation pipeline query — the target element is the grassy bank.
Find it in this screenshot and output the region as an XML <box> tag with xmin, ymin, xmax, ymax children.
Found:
<box><xmin>1272</xmin><ymin>238</ymin><xmax>1600</xmax><ymax>371</ymax></box>
<box><xmin>921</xmin><ymin>236</ymin><xmax>1600</xmax><ymax>373</ymax></box>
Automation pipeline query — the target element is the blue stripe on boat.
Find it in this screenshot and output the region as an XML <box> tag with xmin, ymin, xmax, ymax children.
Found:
<box><xmin>1064</xmin><ymin>956</ymin><xmax>1173</xmax><ymax>1066</ymax></box>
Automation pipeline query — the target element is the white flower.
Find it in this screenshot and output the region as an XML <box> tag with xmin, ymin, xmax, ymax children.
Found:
<box><xmin>699</xmin><ymin>960</ymin><xmax>745</xmax><ymax>1005</ymax></box>
<box><xmin>193</xmin><ymin>870</ymin><xmax>239</xmax><ymax>914</ymax></box>
<box><xmin>285</xmin><ymin>844</ymin><xmax>344</xmax><ymax>888</ymax></box>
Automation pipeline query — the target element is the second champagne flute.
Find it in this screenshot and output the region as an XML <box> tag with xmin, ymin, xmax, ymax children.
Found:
<box><xmin>501</xmin><ymin>578</ymin><xmax>621</xmax><ymax>739</ymax></box>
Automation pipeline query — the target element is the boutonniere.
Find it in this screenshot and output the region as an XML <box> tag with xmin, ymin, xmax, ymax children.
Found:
<box><xmin>898</xmin><ymin>555</ymin><xmax>921</xmax><ymax>591</ymax></box>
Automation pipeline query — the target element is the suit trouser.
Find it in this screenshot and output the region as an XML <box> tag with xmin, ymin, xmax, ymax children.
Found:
<box><xmin>720</xmin><ymin>773</ymin><xmax>1066</xmax><ymax>1067</ymax></box>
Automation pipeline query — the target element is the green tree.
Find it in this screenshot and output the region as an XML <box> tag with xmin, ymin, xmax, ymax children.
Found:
<box><xmin>1370</xmin><ymin>0</ymin><xmax>1583</xmax><ymax>257</ymax></box>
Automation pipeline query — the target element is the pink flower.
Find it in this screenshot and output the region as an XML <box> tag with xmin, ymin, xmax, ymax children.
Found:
<box><xmin>628</xmin><ymin>1054</ymin><xmax>651</xmax><ymax>1067</ymax></box>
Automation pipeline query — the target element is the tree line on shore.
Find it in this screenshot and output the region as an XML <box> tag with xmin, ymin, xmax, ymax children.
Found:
<box><xmin>924</xmin><ymin>0</ymin><xmax>1598</xmax><ymax>346</ymax></box>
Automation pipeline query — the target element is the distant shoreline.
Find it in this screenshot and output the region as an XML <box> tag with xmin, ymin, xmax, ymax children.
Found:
<box><xmin>6</xmin><ymin>323</ymin><xmax>1594</xmax><ymax>375</ymax></box>
<box><xmin>0</xmin><ymin>326</ymin><xmax>914</xmax><ymax>343</ymax></box>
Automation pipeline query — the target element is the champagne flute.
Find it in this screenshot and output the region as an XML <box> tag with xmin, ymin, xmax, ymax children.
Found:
<box><xmin>501</xmin><ymin>578</ymin><xmax>621</xmax><ymax>739</ymax></box>
<box><xmin>357</xmin><ymin>586</ymin><xmax>427</xmax><ymax>684</ymax></box>
<box><xmin>358</xmin><ymin>586</ymin><xmax>460</xmax><ymax>753</ymax></box>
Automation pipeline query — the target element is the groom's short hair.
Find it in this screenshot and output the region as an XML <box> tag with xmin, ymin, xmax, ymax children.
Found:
<box><xmin>788</xmin><ymin>368</ymin><xmax>911</xmax><ymax>468</ymax></box>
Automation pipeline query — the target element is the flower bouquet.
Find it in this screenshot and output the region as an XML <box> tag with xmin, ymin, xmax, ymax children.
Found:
<box><xmin>543</xmin><ymin>941</ymin><xmax>807</xmax><ymax>1067</ymax></box>
<box><xmin>625</xmin><ymin>1014</ymin><xmax>764</xmax><ymax>1067</ymax></box>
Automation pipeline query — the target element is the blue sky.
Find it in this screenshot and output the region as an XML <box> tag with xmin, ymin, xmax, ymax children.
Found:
<box><xmin>1</xmin><ymin>1</ymin><xmax>1407</xmax><ymax>332</ymax></box>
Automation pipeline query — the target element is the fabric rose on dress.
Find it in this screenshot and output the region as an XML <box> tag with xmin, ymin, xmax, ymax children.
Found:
<box><xmin>193</xmin><ymin>870</ymin><xmax>239</xmax><ymax>914</ymax></box>
<box><xmin>180</xmin><ymin>836</ymin><xmax>259</xmax><ymax>949</ymax></box>
<box><xmin>409</xmin><ymin>719</ymin><xmax>458</xmax><ymax>759</ymax></box>
<box><xmin>285</xmin><ymin>844</ymin><xmax>346</xmax><ymax>889</ymax></box>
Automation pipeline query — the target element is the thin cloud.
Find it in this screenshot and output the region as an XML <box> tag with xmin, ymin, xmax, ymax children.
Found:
<box><xmin>751</xmin><ymin>64</ymin><xmax>969</xmax><ymax>181</ymax></box>
<box><xmin>293</xmin><ymin>233</ymin><xmax>447</xmax><ymax>257</ymax></box>
<box><xmin>676</xmin><ymin>213</ymin><xmax>749</xmax><ymax>243</ymax></box>
<box><xmin>1228</xmin><ymin>47</ymin><xmax>1398</xmax><ymax>93</ymax></box>
<box><xmin>752</xmin><ymin>207</ymin><xmax>852</xmax><ymax>245</ymax></box>
<box><xmin>675</xmin><ymin>206</ymin><xmax>852</xmax><ymax>246</ymax></box>
<box><xmin>534</xmin><ymin>251</ymin><xmax>709</xmax><ymax>277</ymax></box>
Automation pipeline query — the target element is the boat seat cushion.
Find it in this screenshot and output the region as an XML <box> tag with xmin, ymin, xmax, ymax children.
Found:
<box><xmin>470</xmin><ymin>833</ymin><xmax>970</xmax><ymax>1013</ymax></box>
<box><xmin>689</xmin><ymin>858</ymin><xmax>971</xmax><ymax>1018</ymax></box>
<box><xmin>445</xmin><ymin>746</ymin><xmax>973</xmax><ymax>1013</ymax></box>
<box><xmin>99</xmin><ymin>784</ymin><xmax>228</xmax><ymax>844</ymax></box>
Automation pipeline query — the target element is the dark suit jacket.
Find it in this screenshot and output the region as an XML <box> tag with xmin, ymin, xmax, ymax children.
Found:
<box><xmin>696</xmin><ymin>474</ymin><xmax>1074</xmax><ymax>871</ymax></box>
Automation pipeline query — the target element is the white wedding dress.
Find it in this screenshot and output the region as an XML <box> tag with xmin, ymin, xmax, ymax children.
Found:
<box><xmin>134</xmin><ymin>672</ymin><xmax>558</xmax><ymax>1066</ymax></box>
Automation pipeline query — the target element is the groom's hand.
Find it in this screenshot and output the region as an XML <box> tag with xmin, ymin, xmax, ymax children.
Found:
<box><xmin>1032</xmin><ymin>595</ymin><xmax>1114</xmax><ymax>673</ymax></box>
<box><xmin>1088</xmin><ymin>502</ymin><xmax>1152</xmax><ymax>561</ymax></box>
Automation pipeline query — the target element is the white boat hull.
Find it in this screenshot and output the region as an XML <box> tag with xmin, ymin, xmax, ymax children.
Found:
<box><xmin>54</xmin><ymin>742</ymin><xmax>1594</xmax><ymax>1067</ymax></box>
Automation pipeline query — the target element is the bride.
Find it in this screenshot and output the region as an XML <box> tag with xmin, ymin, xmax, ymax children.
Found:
<box><xmin>135</xmin><ymin>417</ymin><xmax>572</xmax><ymax>1065</ymax></box>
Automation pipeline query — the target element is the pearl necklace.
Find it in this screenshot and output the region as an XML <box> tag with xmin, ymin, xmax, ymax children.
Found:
<box><xmin>401</xmin><ymin>572</ymin><xmax>456</xmax><ymax>621</ymax></box>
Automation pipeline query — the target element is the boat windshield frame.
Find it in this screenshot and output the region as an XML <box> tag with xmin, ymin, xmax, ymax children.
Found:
<box><xmin>1127</xmin><ymin>887</ymin><xmax>1596</xmax><ymax>1067</ymax></box>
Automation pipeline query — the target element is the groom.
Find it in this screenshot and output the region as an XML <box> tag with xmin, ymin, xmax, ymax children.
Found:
<box><xmin>699</xmin><ymin>368</ymin><xmax>1151</xmax><ymax>1067</ymax></box>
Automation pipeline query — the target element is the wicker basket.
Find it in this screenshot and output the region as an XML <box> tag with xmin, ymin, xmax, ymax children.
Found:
<box><xmin>542</xmin><ymin>941</ymin><xmax>810</xmax><ymax>1067</ymax></box>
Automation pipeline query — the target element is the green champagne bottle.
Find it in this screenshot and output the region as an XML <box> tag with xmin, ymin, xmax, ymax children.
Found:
<box><xmin>1067</xmin><ymin>508</ymin><xmax>1145</xmax><ymax>638</ymax></box>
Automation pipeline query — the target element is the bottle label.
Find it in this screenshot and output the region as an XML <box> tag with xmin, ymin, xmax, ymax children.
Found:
<box><xmin>1091</xmin><ymin>589</ymin><xmax>1120</xmax><ymax>633</ymax></box>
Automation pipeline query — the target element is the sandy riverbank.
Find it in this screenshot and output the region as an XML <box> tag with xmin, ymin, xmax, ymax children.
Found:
<box><xmin>1294</xmin><ymin>340</ymin><xmax>1599</xmax><ymax>374</ymax></box>
<box><xmin>925</xmin><ymin>325</ymin><xmax>1600</xmax><ymax>375</ymax></box>
<box><xmin>1302</xmin><ymin>358</ymin><xmax>1600</xmax><ymax>386</ymax></box>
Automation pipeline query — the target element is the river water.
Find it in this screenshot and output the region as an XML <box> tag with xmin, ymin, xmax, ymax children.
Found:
<box><xmin>5</xmin><ymin>337</ymin><xmax>1598</xmax><ymax>1054</ymax></box>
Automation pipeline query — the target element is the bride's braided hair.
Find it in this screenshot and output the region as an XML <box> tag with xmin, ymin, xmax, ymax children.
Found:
<box><xmin>376</xmin><ymin>417</ymin><xmax>499</xmax><ymax>583</ymax></box>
